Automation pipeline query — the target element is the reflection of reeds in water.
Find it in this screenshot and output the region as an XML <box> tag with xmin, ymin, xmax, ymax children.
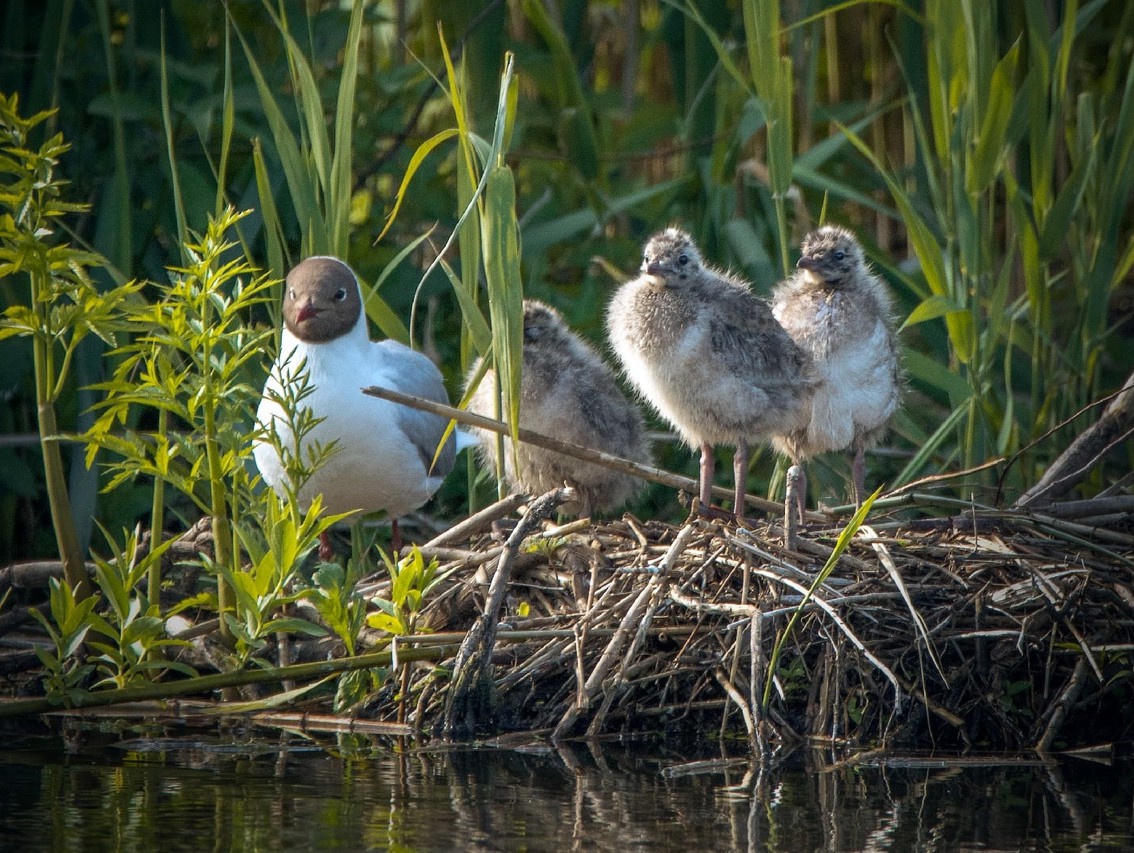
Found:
<box><xmin>10</xmin><ymin>721</ymin><xmax>1130</xmax><ymax>849</ymax></box>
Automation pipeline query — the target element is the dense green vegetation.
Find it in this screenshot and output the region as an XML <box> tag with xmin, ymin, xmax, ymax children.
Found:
<box><xmin>1</xmin><ymin>0</ymin><xmax>1131</xmax><ymax>713</ymax></box>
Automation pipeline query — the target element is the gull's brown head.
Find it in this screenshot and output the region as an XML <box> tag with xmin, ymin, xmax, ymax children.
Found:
<box><xmin>282</xmin><ymin>256</ymin><xmax>363</xmax><ymax>343</ymax></box>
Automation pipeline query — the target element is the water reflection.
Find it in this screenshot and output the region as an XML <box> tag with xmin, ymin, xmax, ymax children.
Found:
<box><xmin>0</xmin><ymin>728</ymin><xmax>1130</xmax><ymax>851</ymax></box>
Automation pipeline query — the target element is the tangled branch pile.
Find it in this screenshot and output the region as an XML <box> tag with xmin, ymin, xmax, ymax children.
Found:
<box><xmin>373</xmin><ymin>491</ymin><xmax>1133</xmax><ymax>752</ymax></box>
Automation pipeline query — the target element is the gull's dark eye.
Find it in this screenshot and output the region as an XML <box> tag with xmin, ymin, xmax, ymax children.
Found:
<box><xmin>678</xmin><ymin>253</ymin><xmax>689</xmax><ymax>266</ymax></box>
<box><xmin>333</xmin><ymin>288</ymin><xmax>347</xmax><ymax>301</ymax></box>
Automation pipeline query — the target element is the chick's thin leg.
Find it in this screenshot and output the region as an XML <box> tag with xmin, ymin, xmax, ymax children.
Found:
<box><xmin>698</xmin><ymin>441</ymin><xmax>715</xmax><ymax>514</ymax></box>
<box><xmin>785</xmin><ymin>463</ymin><xmax>807</xmax><ymax>549</ymax></box>
<box><xmin>733</xmin><ymin>439</ymin><xmax>749</xmax><ymax>523</ymax></box>
<box><xmin>851</xmin><ymin>442</ymin><xmax>866</xmax><ymax>508</ymax></box>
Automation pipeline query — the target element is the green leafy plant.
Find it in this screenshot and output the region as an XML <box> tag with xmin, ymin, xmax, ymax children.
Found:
<box><xmin>367</xmin><ymin>546</ymin><xmax>447</xmax><ymax>639</ymax></box>
<box><xmin>367</xmin><ymin>545</ymin><xmax>450</xmax><ymax>722</ymax></box>
<box><xmin>0</xmin><ymin>94</ymin><xmax>141</xmax><ymax>597</ymax></box>
<box><xmin>309</xmin><ymin>560</ymin><xmax>368</xmax><ymax>658</ymax></box>
<box><xmin>222</xmin><ymin>494</ymin><xmax>337</xmax><ymax>668</ymax></box>
<box><xmin>84</xmin><ymin>527</ymin><xmax>195</xmax><ymax>689</ymax></box>
<box><xmin>28</xmin><ymin>577</ymin><xmax>98</xmax><ymax>706</ymax></box>
<box><xmin>85</xmin><ymin>207</ymin><xmax>274</xmax><ymax>646</ymax></box>
<box><xmin>843</xmin><ymin>0</ymin><xmax>1134</xmax><ymax>490</ymax></box>
<box><xmin>309</xmin><ymin>553</ymin><xmax>378</xmax><ymax>713</ymax></box>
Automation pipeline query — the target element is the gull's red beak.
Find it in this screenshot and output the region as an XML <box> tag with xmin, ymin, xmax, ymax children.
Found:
<box><xmin>295</xmin><ymin>301</ymin><xmax>320</xmax><ymax>323</ymax></box>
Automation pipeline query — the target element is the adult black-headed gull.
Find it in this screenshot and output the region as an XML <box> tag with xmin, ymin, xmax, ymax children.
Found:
<box><xmin>606</xmin><ymin>227</ymin><xmax>814</xmax><ymax>522</ymax></box>
<box><xmin>254</xmin><ymin>256</ymin><xmax>457</xmax><ymax>555</ymax></box>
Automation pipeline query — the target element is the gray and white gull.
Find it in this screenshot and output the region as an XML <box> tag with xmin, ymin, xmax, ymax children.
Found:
<box><xmin>254</xmin><ymin>256</ymin><xmax>458</xmax><ymax>555</ymax></box>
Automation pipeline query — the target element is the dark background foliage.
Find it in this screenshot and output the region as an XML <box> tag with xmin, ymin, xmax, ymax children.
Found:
<box><xmin>2</xmin><ymin>0</ymin><xmax>1132</xmax><ymax>566</ymax></box>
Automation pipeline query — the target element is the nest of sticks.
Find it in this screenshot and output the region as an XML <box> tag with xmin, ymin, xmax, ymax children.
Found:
<box><xmin>357</xmin><ymin>485</ymin><xmax>1134</xmax><ymax>753</ymax></box>
<box><xmin>344</xmin><ymin>383</ymin><xmax>1134</xmax><ymax>751</ymax></box>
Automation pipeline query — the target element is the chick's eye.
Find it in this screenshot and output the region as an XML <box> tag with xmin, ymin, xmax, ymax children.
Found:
<box><xmin>833</xmin><ymin>250</ymin><xmax>846</xmax><ymax>262</ymax></box>
<box><xmin>333</xmin><ymin>288</ymin><xmax>347</xmax><ymax>301</ymax></box>
<box><xmin>678</xmin><ymin>253</ymin><xmax>689</xmax><ymax>266</ymax></box>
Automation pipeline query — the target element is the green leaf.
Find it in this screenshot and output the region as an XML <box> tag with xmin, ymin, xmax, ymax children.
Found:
<box><xmin>901</xmin><ymin>295</ymin><xmax>958</xmax><ymax>329</ymax></box>
<box><xmin>438</xmin><ymin>254</ymin><xmax>492</xmax><ymax>355</ymax></box>
<box><xmin>1038</xmin><ymin>130</ymin><xmax>1096</xmax><ymax>259</ymax></box>
<box><xmin>252</xmin><ymin>139</ymin><xmax>288</xmax><ymax>288</ymax></box>
<box><xmin>891</xmin><ymin>400</ymin><xmax>969</xmax><ymax>488</ymax></box>
<box><xmin>968</xmin><ymin>39</ymin><xmax>1020</xmax><ymax>195</ymax></box>
<box><xmin>262</xmin><ymin>617</ymin><xmax>327</xmax><ymax>637</ymax></box>
<box><xmin>366</xmin><ymin>612</ymin><xmax>405</xmax><ymax>635</ymax></box>
<box><xmin>232</xmin><ymin>17</ymin><xmax>325</xmax><ymax>254</ymax></box>
<box><xmin>902</xmin><ymin>348</ymin><xmax>972</xmax><ymax>402</ymax></box>
<box><xmin>160</xmin><ymin>25</ymin><xmax>189</xmax><ymax>258</ymax></box>
<box><xmin>763</xmin><ymin>488</ymin><xmax>882</xmax><ymax>711</ymax></box>
<box><xmin>521</xmin><ymin>0</ymin><xmax>600</xmax><ymax>180</ymax></box>
<box><xmin>375</xmin><ymin>128</ymin><xmax>458</xmax><ymax>244</ymax></box>
<box><xmin>481</xmin><ymin>163</ymin><xmax>525</xmax><ymax>446</ymax></box>
<box><xmin>328</xmin><ymin>0</ymin><xmax>365</xmax><ymax>257</ymax></box>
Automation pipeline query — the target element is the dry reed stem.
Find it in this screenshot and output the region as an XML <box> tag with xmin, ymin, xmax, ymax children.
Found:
<box><xmin>553</xmin><ymin>522</ymin><xmax>696</xmax><ymax>741</ymax></box>
<box><xmin>444</xmin><ymin>487</ymin><xmax>575</xmax><ymax>737</ymax></box>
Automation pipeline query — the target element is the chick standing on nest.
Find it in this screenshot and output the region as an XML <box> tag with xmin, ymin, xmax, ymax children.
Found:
<box><xmin>606</xmin><ymin>227</ymin><xmax>814</xmax><ymax>523</ymax></box>
<box><xmin>466</xmin><ymin>299</ymin><xmax>651</xmax><ymax>518</ymax></box>
<box><xmin>772</xmin><ymin>225</ymin><xmax>901</xmax><ymax>525</ymax></box>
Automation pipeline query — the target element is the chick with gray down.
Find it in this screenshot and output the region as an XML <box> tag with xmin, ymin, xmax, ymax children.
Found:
<box><xmin>771</xmin><ymin>225</ymin><xmax>901</xmax><ymax>520</ymax></box>
<box><xmin>465</xmin><ymin>299</ymin><xmax>652</xmax><ymax>517</ymax></box>
<box><xmin>606</xmin><ymin>227</ymin><xmax>814</xmax><ymax>522</ymax></box>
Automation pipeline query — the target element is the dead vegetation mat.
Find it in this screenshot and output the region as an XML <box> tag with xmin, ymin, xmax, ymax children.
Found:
<box><xmin>384</xmin><ymin>491</ymin><xmax>1134</xmax><ymax>753</ymax></box>
<box><xmin>2</xmin><ymin>492</ymin><xmax>1132</xmax><ymax>754</ymax></box>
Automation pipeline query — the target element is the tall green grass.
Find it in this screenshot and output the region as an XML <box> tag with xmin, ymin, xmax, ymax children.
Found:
<box><xmin>2</xmin><ymin>0</ymin><xmax>1131</xmax><ymax>572</ymax></box>
<box><xmin>845</xmin><ymin>0</ymin><xmax>1134</xmax><ymax>494</ymax></box>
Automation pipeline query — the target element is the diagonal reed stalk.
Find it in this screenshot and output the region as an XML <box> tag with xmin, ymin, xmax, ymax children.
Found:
<box><xmin>762</xmin><ymin>488</ymin><xmax>881</xmax><ymax>713</ymax></box>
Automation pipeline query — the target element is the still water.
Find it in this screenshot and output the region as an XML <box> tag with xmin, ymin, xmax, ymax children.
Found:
<box><xmin>0</xmin><ymin>727</ymin><xmax>1131</xmax><ymax>852</ymax></box>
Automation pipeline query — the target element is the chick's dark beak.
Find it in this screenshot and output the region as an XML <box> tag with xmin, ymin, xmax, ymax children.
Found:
<box><xmin>646</xmin><ymin>261</ymin><xmax>667</xmax><ymax>276</ymax></box>
<box><xmin>796</xmin><ymin>256</ymin><xmax>820</xmax><ymax>272</ymax></box>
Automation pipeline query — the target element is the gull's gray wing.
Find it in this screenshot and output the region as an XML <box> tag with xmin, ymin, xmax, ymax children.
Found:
<box><xmin>373</xmin><ymin>340</ymin><xmax>457</xmax><ymax>478</ymax></box>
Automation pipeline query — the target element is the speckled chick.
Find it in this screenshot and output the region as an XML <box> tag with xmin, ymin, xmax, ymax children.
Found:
<box><xmin>772</xmin><ymin>225</ymin><xmax>901</xmax><ymax>511</ymax></box>
<box><xmin>466</xmin><ymin>300</ymin><xmax>652</xmax><ymax>517</ymax></box>
<box><xmin>254</xmin><ymin>256</ymin><xmax>457</xmax><ymax>555</ymax></box>
<box><xmin>606</xmin><ymin>227</ymin><xmax>814</xmax><ymax>521</ymax></box>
